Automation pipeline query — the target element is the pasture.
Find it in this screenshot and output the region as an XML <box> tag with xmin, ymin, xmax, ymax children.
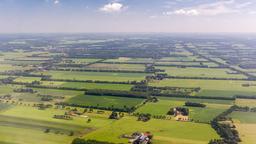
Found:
<box><xmin>36</xmin><ymin>70</ymin><xmax>148</xmax><ymax>82</ymax></box>
<box><xmin>85</xmin><ymin>63</ymin><xmax>146</xmax><ymax>71</ymax></box>
<box><xmin>136</xmin><ymin>97</ymin><xmax>231</xmax><ymax>123</ymax></box>
<box><xmin>0</xmin><ymin>105</ymin><xmax>113</xmax><ymax>144</ymax></box>
<box><xmin>68</xmin><ymin>94</ymin><xmax>144</xmax><ymax>109</ymax></box>
<box><xmin>230</xmin><ymin>111</ymin><xmax>256</xmax><ymax>144</ymax></box>
<box><xmin>156</xmin><ymin>67</ymin><xmax>247</xmax><ymax>79</ymax></box>
<box><xmin>41</xmin><ymin>81</ymin><xmax>133</xmax><ymax>91</ymax></box>
<box><xmin>150</xmin><ymin>79</ymin><xmax>256</xmax><ymax>97</ymax></box>
<box><xmin>85</xmin><ymin>116</ymin><xmax>219</xmax><ymax>144</ymax></box>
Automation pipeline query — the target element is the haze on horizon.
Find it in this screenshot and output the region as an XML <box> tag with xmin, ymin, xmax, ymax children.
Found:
<box><xmin>1</xmin><ymin>0</ymin><xmax>256</xmax><ymax>33</ymax></box>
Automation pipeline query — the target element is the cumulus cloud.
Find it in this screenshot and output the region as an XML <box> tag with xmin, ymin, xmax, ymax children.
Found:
<box><xmin>163</xmin><ymin>0</ymin><xmax>244</xmax><ymax>16</ymax></box>
<box><xmin>54</xmin><ymin>0</ymin><xmax>59</xmax><ymax>4</ymax></box>
<box><xmin>100</xmin><ymin>2</ymin><xmax>124</xmax><ymax>12</ymax></box>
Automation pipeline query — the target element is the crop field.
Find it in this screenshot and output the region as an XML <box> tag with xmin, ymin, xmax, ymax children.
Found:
<box><xmin>235</xmin><ymin>99</ymin><xmax>256</xmax><ymax>107</ymax></box>
<box><xmin>0</xmin><ymin>64</ymin><xmax>25</xmax><ymax>72</ymax></box>
<box><xmin>36</xmin><ymin>71</ymin><xmax>148</xmax><ymax>82</ymax></box>
<box><xmin>155</xmin><ymin>61</ymin><xmax>218</xmax><ymax>67</ymax></box>
<box><xmin>103</xmin><ymin>57</ymin><xmax>153</xmax><ymax>64</ymax></box>
<box><xmin>14</xmin><ymin>76</ymin><xmax>42</xmax><ymax>83</ymax></box>
<box><xmin>0</xmin><ymin>34</ymin><xmax>256</xmax><ymax>144</ymax></box>
<box><xmin>156</xmin><ymin>67</ymin><xmax>247</xmax><ymax>79</ymax></box>
<box><xmin>0</xmin><ymin>106</ymin><xmax>113</xmax><ymax>144</ymax></box>
<box><xmin>85</xmin><ymin>63</ymin><xmax>146</xmax><ymax>71</ymax></box>
<box><xmin>136</xmin><ymin>97</ymin><xmax>230</xmax><ymax>123</ymax></box>
<box><xmin>150</xmin><ymin>79</ymin><xmax>256</xmax><ymax>97</ymax></box>
<box><xmin>158</xmin><ymin>56</ymin><xmax>208</xmax><ymax>62</ymax></box>
<box><xmin>68</xmin><ymin>94</ymin><xmax>144</xmax><ymax>109</ymax></box>
<box><xmin>41</xmin><ymin>81</ymin><xmax>132</xmax><ymax>91</ymax></box>
<box><xmin>62</xmin><ymin>58</ymin><xmax>101</xmax><ymax>64</ymax></box>
<box><xmin>230</xmin><ymin>112</ymin><xmax>256</xmax><ymax>144</ymax></box>
<box><xmin>32</xmin><ymin>88</ymin><xmax>84</xmax><ymax>98</ymax></box>
<box><xmin>85</xmin><ymin>116</ymin><xmax>219</xmax><ymax>144</ymax></box>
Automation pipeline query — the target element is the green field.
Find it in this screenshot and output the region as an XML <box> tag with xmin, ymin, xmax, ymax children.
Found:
<box><xmin>85</xmin><ymin>116</ymin><xmax>219</xmax><ymax>144</ymax></box>
<box><xmin>41</xmin><ymin>81</ymin><xmax>133</xmax><ymax>91</ymax></box>
<box><xmin>235</xmin><ymin>99</ymin><xmax>256</xmax><ymax>107</ymax></box>
<box><xmin>85</xmin><ymin>63</ymin><xmax>146</xmax><ymax>71</ymax></box>
<box><xmin>62</xmin><ymin>58</ymin><xmax>101</xmax><ymax>64</ymax></box>
<box><xmin>230</xmin><ymin>111</ymin><xmax>256</xmax><ymax>144</ymax></box>
<box><xmin>0</xmin><ymin>106</ymin><xmax>114</xmax><ymax>144</ymax></box>
<box><xmin>150</xmin><ymin>79</ymin><xmax>256</xmax><ymax>97</ymax></box>
<box><xmin>14</xmin><ymin>76</ymin><xmax>42</xmax><ymax>83</ymax></box>
<box><xmin>36</xmin><ymin>71</ymin><xmax>148</xmax><ymax>82</ymax></box>
<box><xmin>103</xmin><ymin>57</ymin><xmax>153</xmax><ymax>64</ymax></box>
<box><xmin>156</xmin><ymin>67</ymin><xmax>247</xmax><ymax>79</ymax></box>
<box><xmin>158</xmin><ymin>56</ymin><xmax>207</xmax><ymax>62</ymax></box>
<box><xmin>230</xmin><ymin>112</ymin><xmax>256</xmax><ymax>123</ymax></box>
<box><xmin>155</xmin><ymin>61</ymin><xmax>218</xmax><ymax>67</ymax></box>
<box><xmin>136</xmin><ymin>97</ymin><xmax>230</xmax><ymax>123</ymax></box>
<box><xmin>68</xmin><ymin>94</ymin><xmax>144</xmax><ymax>109</ymax></box>
<box><xmin>33</xmin><ymin>88</ymin><xmax>84</xmax><ymax>98</ymax></box>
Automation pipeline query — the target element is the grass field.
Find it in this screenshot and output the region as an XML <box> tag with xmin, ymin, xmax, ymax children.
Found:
<box><xmin>85</xmin><ymin>63</ymin><xmax>146</xmax><ymax>71</ymax></box>
<box><xmin>41</xmin><ymin>81</ymin><xmax>133</xmax><ymax>91</ymax></box>
<box><xmin>103</xmin><ymin>57</ymin><xmax>153</xmax><ymax>64</ymax></box>
<box><xmin>0</xmin><ymin>64</ymin><xmax>25</xmax><ymax>72</ymax></box>
<box><xmin>230</xmin><ymin>111</ymin><xmax>256</xmax><ymax>144</ymax></box>
<box><xmin>156</xmin><ymin>67</ymin><xmax>247</xmax><ymax>79</ymax></box>
<box><xmin>150</xmin><ymin>79</ymin><xmax>256</xmax><ymax>97</ymax></box>
<box><xmin>158</xmin><ymin>56</ymin><xmax>207</xmax><ymax>62</ymax></box>
<box><xmin>155</xmin><ymin>61</ymin><xmax>218</xmax><ymax>67</ymax></box>
<box><xmin>32</xmin><ymin>88</ymin><xmax>84</xmax><ymax>98</ymax></box>
<box><xmin>14</xmin><ymin>76</ymin><xmax>42</xmax><ymax>83</ymax></box>
<box><xmin>63</xmin><ymin>58</ymin><xmax>101</xmax><ymax>64</ymax></box>
<box><xmin>68</xmin><ymin>94</ymin><xmax>144</xmax><ymax>109</ymax></box>
<box><xmin>85</xmin><ymin>116</ymin><xmax>219</xmax><ymax>144</ymax></box>
<box><xmin>235</xmin><ymin>99</ymin><xmax>256</xmax><ymax>107</ymax></box>
<box><xmin>36</xmin><ymin>71</ymin><xmax>148</xmax><ymax>82</ymax></box>
<box><xmin>230</xmin><ymin>112</ymin><xmax>256</xmax><ymax>123</ymax></box>
<box><xmin>136</xmin><ymin>97</ymin><xmax>230</xmax><ymax>123</ymax></box>
<box><xmin>0</xmin><ymin>105</ymin><xmax>114</xmax><ymax>144</ymax></box>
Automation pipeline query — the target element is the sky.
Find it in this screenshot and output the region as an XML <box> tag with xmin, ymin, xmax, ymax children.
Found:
<box><xmin>0</xmin><ymin>0</ymin><xmax>256</xmax><ymax>33</ymax></box>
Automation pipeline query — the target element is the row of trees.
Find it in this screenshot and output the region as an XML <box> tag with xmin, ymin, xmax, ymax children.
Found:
<box><xmin>72</xmin><ymin>139</ymin><xmax>114</xmax><ymax>144</ymax></box>
<box><xmin>209</xmin><ymin>105</ymin><xmax>241</xmax><ymax>144</ymax></box>
<box><xmin>185</xmin><ymin>102</ymin><xmax>206</xmax><ymax>108</ymax></box>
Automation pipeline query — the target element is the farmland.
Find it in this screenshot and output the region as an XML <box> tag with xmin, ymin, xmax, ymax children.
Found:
<box><xmin>0</xmin><ymin>34</ymin><xmax>255</xmax><ymax>144</ymax></box>
<box><xmin>35</xmin><ymin>71</ymin><xmax>148</xmax><ymax>82</ymax></box>
<box><xmin>150</xmin><ymin>79</ymin><xmax>256</xmax><ymax>97</ymax></box>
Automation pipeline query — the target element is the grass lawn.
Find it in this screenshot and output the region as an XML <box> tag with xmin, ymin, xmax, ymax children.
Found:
<box><xmin>156</xmin><ymin>67</ymin><xmax>247</xmax><ymax>79</ymax></box>
<box><xmin>68</xmin><ymin>94</ymin><xmax>144</xmax><ymax>109</ymax></box>
<box><xmin>150</xmin><ymin>79</ymin><xmax>256</xmax><ymax>97</ymax></box>
<box><xmin>85</xmin><ymin>116</ymin><xmax>219</xmax><ymax>144</ymax></box>
<box><xmin>36</xmin><ymin>71</ymin><xmax>148</xmax><ymax>82</ymax></box>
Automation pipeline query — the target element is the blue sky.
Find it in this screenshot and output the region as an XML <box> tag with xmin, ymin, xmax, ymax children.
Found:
<box><xmin>0</xmin><ymin>0</ymin><xmax>256</xmax><ymax>33</ymax></box>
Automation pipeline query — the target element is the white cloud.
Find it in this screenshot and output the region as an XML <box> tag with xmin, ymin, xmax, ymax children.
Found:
<box><xmin>164</xmin><ymin>0</ymin><xmax>240</xmax><ymax>16</ymax></box>
<box><xmin>100</xmin><ymin>2</ymin><xmax>124</xmax><ymax>13</ymax></box>
<box><xmin>54</xmin><ymin>0</ymin><xmax>59</xmax><ymax>4</ymax></box>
